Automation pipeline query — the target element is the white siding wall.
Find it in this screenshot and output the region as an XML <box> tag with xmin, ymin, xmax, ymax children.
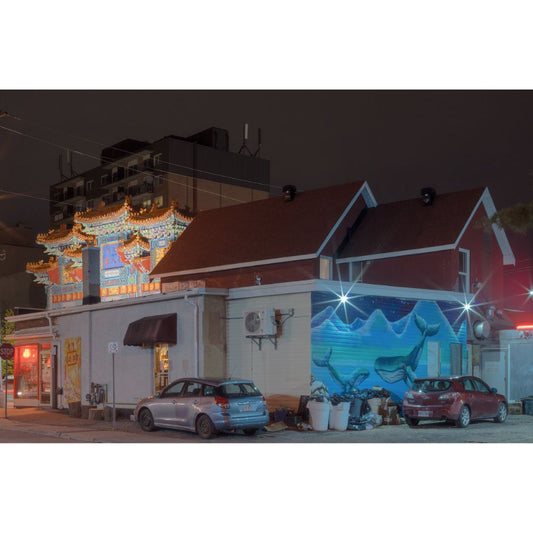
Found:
<box><xmin>54</xmin><ymin>297</ymin><xmax>199</xmax><ymax>408</ymax></box>
<box><xmin>226</xmin><ymin>292</ymin><xmax>311</xmax><ymax>399</ymax></box>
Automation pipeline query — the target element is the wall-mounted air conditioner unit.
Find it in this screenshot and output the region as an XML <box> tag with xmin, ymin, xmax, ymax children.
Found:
<box><xmin>243</xmin><ymin>309</ymin><xmax>276</xmax><ymax>336</ymax></box>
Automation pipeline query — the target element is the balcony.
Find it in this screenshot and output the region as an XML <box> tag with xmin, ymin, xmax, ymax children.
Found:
<box><xmin>127</xmin><ymin>182</ymin><xmax>154</xmax><ymax>197</ymax></box>
<box><xmin>52</xmin><ymin>185</ymin><xmax>85</xmax><ymax>203</ymax></box>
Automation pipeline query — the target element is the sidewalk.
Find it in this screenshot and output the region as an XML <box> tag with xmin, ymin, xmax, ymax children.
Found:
<box><xmin>2</xmin><ymin>405</ymin><xmax>533</xmax><ymax>443</ymax></box>
<box><xmin>0</xmin><ymin>405</ymin><xmax>166</xmax><ymax>443</ymax></box>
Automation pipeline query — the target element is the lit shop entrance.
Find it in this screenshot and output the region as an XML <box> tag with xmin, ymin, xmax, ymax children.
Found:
<box><xmin>154</xmin><ymin>344</ymin><xmax>169</xmax><ymax>393</ymax></box>
<box><xmin>14</xmin><ymin>343</ymin><xmax>56</xmax><ymax>407</ymax></box>
<box><xmin>123</xmin><ymin>313</ymin><xmax>177</xmax><ymax>395</ymax></box>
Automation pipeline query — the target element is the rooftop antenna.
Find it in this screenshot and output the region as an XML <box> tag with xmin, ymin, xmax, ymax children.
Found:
<box><xmin>253</xmin><ymin>127</ymin><xmax>262</xmax><ymax>157</ymax></box>
<box><xmin>66</xmin><ymin>149</ymin><xmax>74</xmax><ymax>177</ymax></box>
<box><xmin>238</xmin><ymin>123</ymin><xmax>252</xmax><ymax>156</ymax></box>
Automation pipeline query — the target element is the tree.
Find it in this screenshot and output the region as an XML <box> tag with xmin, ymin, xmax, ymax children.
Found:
<box><xmin>1</xmin><ymin>309</ymin><xmax>15</xmax><ymax>378</ymax></box>
<box><xmin>489</xmin><ymin>200</ymin><xmax>533</xmax><ymax>234</ymax></box>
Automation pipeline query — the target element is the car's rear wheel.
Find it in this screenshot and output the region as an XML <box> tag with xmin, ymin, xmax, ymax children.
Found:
<box><xmin>243</xmin><ymin>428</ymin><xmax>259</xmax><ymax>436</ymax></box>
<box><xmin>494</xmin><ymin>402</ymin><xmax>508</xmax><ymax>423</ymax></box>
<box><xmin>455</xmin><ymin>405</ymin><xmax>470</xmax><ymax>428</ymax></box>
<box><xmin>405</xmin><ymin>416</ymin><xmax>419</xmax><ymax>427</ymax></box>
<box><xmin>196</xmin><ymin>414</ymin><xmax>216</xmax><ymax>439</ymax></box>
<box><xmin>138</xmin><ymin>408</ymin><xmax>156</xmax><ymax>432</ymax></box>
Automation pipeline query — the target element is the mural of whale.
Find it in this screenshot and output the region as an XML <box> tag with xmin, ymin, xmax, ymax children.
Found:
<box><xmin>374</xmin><ymin>314</ymin><xmax>440</xmax><ymax>387</ymax></box>
<box><xmin>313</xmin><ymin>348</ymin><xmax>370</xmax><ymax>394</ymax></box>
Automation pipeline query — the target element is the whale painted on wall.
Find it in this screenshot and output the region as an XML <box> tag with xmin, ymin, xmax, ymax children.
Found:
<box><xmin>310</xmin><ymin>293</ymin><xmax>466</xmax><ymax>402</ymax></box>
<box><xmin>374</xmin><ymin>314</ymin><xmax>439</xmax><ymax>387</ymax></box>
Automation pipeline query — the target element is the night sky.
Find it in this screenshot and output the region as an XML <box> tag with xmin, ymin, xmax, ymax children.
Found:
<box><xmin>1</xmin><ymin>90</ymin><xmax>532</xmax><ymax>237</ymax></box>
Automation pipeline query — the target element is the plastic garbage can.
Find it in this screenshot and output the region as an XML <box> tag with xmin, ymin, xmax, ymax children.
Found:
<box><xmin>329</xmin><ymin>401</ymin><xmax>350</xmax><ymax>431</ymax></box>
<box><xmin>522</xmin><ymin>397</ymin><xmax>533</xmax><ymax>415</ymax></box>
<box><xmin>307</xmin><ymin>400</ymin><xmax>331</xmax><ymax>431</ymax></box>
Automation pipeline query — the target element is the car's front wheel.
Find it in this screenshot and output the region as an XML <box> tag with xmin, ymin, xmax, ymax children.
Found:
<box><xmin>455</xmin><ymin>405</ymin><xmax>470</xmax><ymax>428</ymax></box>
<box><xmin>405</xmin><ymin>416</ymin><xmax>419</xmax><ymax>427</ymax></box>
<box><xmin>494</xmin><ymin>402</ymin><xmax>508</xmax><ymax>423</ymax></box>
<box><xmin>138</xmin><ymin>408</ymin><xmax>156</xmax><ymax>432</ymax></box>
<box><xmin>196</xmin><ymin>414</ymin><xmax>216</xmax><ymax>439</ymax></box>
<box><xmin>243</xmin><ymin>428</ymin><xmax>259</xmax><ymax>436</ymax></box>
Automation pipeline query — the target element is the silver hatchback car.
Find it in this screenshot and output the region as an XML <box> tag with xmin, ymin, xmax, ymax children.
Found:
<box><xmin>133</xmin><ymin>377</ymin><xmax>270</xmax><ymax>439</ymax></box>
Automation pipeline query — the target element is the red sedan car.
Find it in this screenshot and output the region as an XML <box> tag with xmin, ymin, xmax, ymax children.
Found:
<box><xmin>402</xmin><ymin>376</ymin><xmax>508</xmax><ymax>428</ymax></box>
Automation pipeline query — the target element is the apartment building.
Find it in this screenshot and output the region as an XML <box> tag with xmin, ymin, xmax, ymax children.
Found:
<box><xmin>49</xmin><ymin>127</ymin><xmax>270</xmax><ymax>228</ymax></box>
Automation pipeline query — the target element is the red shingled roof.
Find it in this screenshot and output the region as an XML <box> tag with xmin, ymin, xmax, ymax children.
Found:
<box><xmin>151</xmin><ymin>181</ymin><xmax>369</xmax><ymax>278</ymax></box>
<box><xmin>338</xmin><ymin>188</ymin><xmax>487</xmax><ymax>260</ymax></box>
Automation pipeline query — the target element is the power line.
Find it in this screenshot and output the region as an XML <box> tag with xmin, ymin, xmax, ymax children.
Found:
<box><xmin>1</xmin><ymin>112</ymin><xmax>283</xmax><ymax>192</ymax></box>
<box><xmin>0</xmin><ymin>122</ymin><xmax>267</xmax><ymax>207</ymax></box>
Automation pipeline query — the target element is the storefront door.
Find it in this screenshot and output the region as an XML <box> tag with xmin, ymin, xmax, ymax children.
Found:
<box><xmin>14</xmin><ymin>344</ymin><xmax>39</xmax><ymax>406</ymax></box>
<box><xmin>154</xmin><ymin>344</ymin><xmax>169</xmax><ymax>393</ymax></box>
<box><xmin>39</xmin><ymin>344</ymin><xmax>52</xmax><ymax>406</ymax></box>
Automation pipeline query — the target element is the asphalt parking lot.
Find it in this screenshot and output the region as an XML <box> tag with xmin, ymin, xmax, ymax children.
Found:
<box><xmin>1</xmin><ymin>407</ymin><xmax>533</xmax><ymax>443</ymax></box>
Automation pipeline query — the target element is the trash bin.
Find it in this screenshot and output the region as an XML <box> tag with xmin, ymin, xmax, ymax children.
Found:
<box><xmin>329</xmin><ymin>401</ymin><xmax>350</xmax><ymax>431</ymax></box>
<box><xmin>307</xmin><ymin>399</ymin><xmax>331</xmax><ymax>431</ymax></box>
<box><xmin>522</xmin><ymin>397</ymin><xmax>533</xmax><ymax>415</ymax></box>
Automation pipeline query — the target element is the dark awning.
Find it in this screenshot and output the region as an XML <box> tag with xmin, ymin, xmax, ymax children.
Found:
<box><xmin>123</xmin><ymin>313</ymin><xmax>177</xmax><ymax>346</ymax></box>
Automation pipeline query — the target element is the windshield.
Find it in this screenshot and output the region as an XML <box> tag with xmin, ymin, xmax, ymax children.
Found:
<box><xmin>217</xmin><ymin>382</ymin><xmax>262</xmax><ymax>398</ymax></box>
<box><xmin>411</xmin><ymin>379</ymin><xmax>452</xmax><ymax>392</ymax></box>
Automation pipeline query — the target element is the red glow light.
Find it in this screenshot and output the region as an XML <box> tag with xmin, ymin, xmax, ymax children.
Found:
<box><xmin>516</xmin><ymin>324</ymin><xmax>533</xmax><ymax>330</ymax></box>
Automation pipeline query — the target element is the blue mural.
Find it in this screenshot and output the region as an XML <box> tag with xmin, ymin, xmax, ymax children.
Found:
<box><xmin>311</xmin><ymin>293</ymin><xmax>467</xmax><ymax>403</ymax></box>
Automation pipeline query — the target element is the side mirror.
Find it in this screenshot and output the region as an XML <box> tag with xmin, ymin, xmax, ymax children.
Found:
<box><xmin>491</xmin><ymin>387</ymin><xmax>497</xmax><ymax>394</ymax></box>
<box><xmin>154</xmin><ymin>392</ymin><xmax>161</xmax><ymax>398</ymax></box>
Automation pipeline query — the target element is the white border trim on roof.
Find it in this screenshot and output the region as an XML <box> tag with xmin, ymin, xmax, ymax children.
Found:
<box><xmin>337</xmin><ymin>244</ymin><xmax>455</xmax><ymax>263</ymax></box>
<box><xmin>478</xmin><ymin>188</ymin><xmax>516</xmax><ymax>266</ymax></box>
<box><xmin>155</xmin><ymin>254</ymin><xmax>317</xmax><ymax>279</ymax></box>
<box><xmin>316</xmin><ymin>181</ymin><xmax>376</xmax><ymax>257</ymax></box>
<box><xmin>227</xmin><ymin>279</ymin><xmax>471</xmax><ymax>302</ymax></box>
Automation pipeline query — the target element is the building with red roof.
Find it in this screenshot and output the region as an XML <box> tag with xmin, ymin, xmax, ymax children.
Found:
<box><xmin>7</xmin><ymin>180</ymin><xmax>531</xmax><ymax>415</ymax></box>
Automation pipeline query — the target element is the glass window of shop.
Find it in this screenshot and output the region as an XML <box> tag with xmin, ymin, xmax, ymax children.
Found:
<box><xmin>40</xmin><ymin>344</ymin><xmax>52</xmax><ymax>405</ymax></box>
<box><xmin>154</xmin><ymin>344</ymin><xmax>169</xmax><ymax>393</ymax></box>
<box><xmin>14</xmin><ymin>345</ymin><xmax>39</xmax><ymax>401</ymax></box>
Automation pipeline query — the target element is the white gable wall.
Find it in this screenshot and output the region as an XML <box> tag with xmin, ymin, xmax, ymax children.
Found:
<box><xmin>49</xmin><ymin>296</ymin><xmax>199</xmax><ymax>409</ymax></box>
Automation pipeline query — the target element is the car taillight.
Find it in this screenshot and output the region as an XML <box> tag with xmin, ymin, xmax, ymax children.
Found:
<box><xmin>215</xmin><ymin>396</ymin><xmax>230</xmax><ymax>409</ymax></box>
<box><xmin>438</xmin><ymin>392</ymin><xmax>458</xmax><ymax>402</ymax></box>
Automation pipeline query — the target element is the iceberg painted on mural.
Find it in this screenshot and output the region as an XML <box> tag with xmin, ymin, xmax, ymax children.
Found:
<box><xmin>310</xmin><ymin>295</ymin><xmax>466</xmax><ymax>402</ymax></box>
<box><xmin>374</xmin><ymin>314</ymin><xmax>439</xmax><ymax>387</ymax></box>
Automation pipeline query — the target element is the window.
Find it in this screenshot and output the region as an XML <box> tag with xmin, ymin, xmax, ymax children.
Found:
<box><xmin>154</xmin><ymin>195</ymin><xmax>164</xmax><ymax>207</ymax></box>
<box><xmin>153</xmin><ymin>153</ymin><xmax>162</xmax><ymax>166</ymax></box>
<box><xmin>142</xmin><ymin>199</ymin><xmax>152</xmax><ymax>208</ymax></box>
<box><xmin>87</xmin><ymin>200</ymin><xmax>94</xmax><ymax>209</ymax></box>
<box><xmin>86</xmin><ymin>180</ymin><xmax>94</xmax><ymax>192</ymax></box>
<box><xmin>458</xmin><ymin>249</ymin><xmax>470</xmax><ymax>292</ymax></box>
<box><xmin>154</xmin><ymin>344</ymin><xmax>169</xmax><ymax>393</ymax></box>
<box><xmin>473</xmin><ymin>378</ymin><xmax>490</xmax><ymax>393</ymax></box>
<box><xmin>127</xmin><ymin>160</ymin><xmax>139</xmax><ymax>176</ymax></box>
<box><xmin>319</xmin><ymin>256</ymin><xmax>332</xmax><ymax>280</ymax></box>
<box><xmin>350</xmin><ymin>262</ymin><xmax>363</xmax><ymax>282</ymax></box>
<box><xmin>162</xmin><ymin>380</ymin><xmax>185</xmax><ymax>398</ymax></box>
<box><xmin>462</xmin><ymin>378</ymin><xmax>475</xmax><ymax>391</ymax></box>
<box><xmin>183</xmin><ymin>381</ymin><xmax>202</xmax><ymax>397</ymax></box>
<box><xmin>101</xmin><ymin>174</ymin><xmax>108</xmax><ymax>186</ymax></box>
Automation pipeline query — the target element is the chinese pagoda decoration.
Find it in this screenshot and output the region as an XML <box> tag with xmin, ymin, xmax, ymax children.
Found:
<box><xmin>27</xmin><ymin>198</ymin><xmax>192</xmax><ymax>309</ymax></box>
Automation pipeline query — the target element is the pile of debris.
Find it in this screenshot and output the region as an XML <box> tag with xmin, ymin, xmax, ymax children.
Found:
<box><xmin>267</xmin><ymin>387</ymin><xmax>401</xmax><ymax>432</ymax></box>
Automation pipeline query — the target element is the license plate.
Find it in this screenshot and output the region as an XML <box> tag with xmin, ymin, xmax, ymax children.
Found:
<box><xmin>418</xmin><ymin>410</ymin><xmax>432</xmax><ymax>417</ymax></box>
<box><xmin>241</xmin><ymin>404</ymin><xmax>252</xmax><ymax>411</ymax></box>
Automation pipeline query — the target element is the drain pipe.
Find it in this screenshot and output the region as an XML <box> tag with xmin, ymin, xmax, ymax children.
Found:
<box><xmin>184</xmin><ymin>290</ymin><xmax>200</xmax><ymax>377</ymax></box>
<box><xmin>45</xmin><ymin>313</ymin><xmax>58</xmax><ymax>409</ymax></box>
